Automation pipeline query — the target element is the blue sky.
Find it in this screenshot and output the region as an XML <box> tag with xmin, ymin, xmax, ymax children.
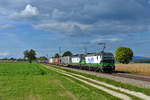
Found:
<box><xmin>0</xmin><ymin>0</ymin><xmax>150</xmax><ymax>58</ymax></box>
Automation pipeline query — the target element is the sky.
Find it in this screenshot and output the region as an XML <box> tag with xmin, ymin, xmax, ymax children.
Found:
<box><xmin>0</xmin><ymin>0</ymin><xmax>150</xmax><ymax>58</ymax></box>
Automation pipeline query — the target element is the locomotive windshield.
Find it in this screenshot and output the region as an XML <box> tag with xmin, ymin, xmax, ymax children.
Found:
<box><xmin>102</xmin><ymin>53</ymin><xmax>114</xmax><ymax>62</ymax></box>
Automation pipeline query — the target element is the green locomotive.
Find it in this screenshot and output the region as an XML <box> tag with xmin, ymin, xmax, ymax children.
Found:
<box><xmin>70</xmin><ymin>52</ymin><xmax>115</xmax><ymax>72</ymax></box>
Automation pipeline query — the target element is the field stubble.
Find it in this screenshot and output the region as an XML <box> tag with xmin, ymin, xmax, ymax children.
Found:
<box><xmin>115</xmin><ymin>63</ymin><xmax>150</xmax><ymax>74</ymax></box>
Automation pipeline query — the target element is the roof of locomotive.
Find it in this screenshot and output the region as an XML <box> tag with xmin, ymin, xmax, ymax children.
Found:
<box><xmin>85</xmin><ymin>52</ymin><xmax>113</xmax><ymax>56</ymax></box>
<box><xmin>71</xmin><ymin>52</ymin><xmax>113</xmax><ymax>57</ymax></box>
<box><xmin>71</xmin><ymin>54</ymin><xmax>85</xmax><ymax>57</ymax></box>
<box><xmin>61</xmin><ymin>56</ymin><xmax>71</xmax><ymax>58</ymax></box>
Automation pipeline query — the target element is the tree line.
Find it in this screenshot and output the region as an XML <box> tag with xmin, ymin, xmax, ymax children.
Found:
<box><xmin>23</xmin><ymin>47</ymin><xmax>133</xmax><ymax>64</ymax></box>
<box><xmin>54</xmin><ymin>47</ymin><xmax>133</xmax><ymax>64</ymax></box>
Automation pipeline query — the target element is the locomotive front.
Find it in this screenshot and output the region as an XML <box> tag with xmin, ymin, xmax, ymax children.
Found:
<box><xmin>101</xmin><ymin>53</ymin><xmax>115</xmax><ymax>72</ymax></box>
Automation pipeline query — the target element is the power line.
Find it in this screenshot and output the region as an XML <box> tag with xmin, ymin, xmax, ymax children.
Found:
<box><xmin>59</xmin><ymin>47</ymin><xmax>61</xmax><ymax>57</ymax></box>
<box><xmin>97</xmin><ymin>43</ymin><xmax>106</xmax><ymax>52</ymax></box>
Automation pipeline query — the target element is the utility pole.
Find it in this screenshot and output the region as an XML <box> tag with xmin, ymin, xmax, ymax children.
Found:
<box><xmin>84</xmin><ymin>47</ymin><xmax>87</xmax><ymax>54</ymax></box>
<box><xmin>59</xmin><ymin>47</ymin><xmax>61</xmax><ymax>57</ymax></box>
<box><xmin>46</xmin><ymin>54</ymin><xmax>48</xmax><ymax>59</ymax></box>
<box><xmin>59</xmin><ymin>47</ymin><xmax>61</xmax><ymax>63</ymax></box>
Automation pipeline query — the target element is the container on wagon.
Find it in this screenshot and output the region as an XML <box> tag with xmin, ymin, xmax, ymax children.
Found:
<box><xmin>71</xmin><ymin>54</ymin><xmax>84</xmax><ymax>65</ymax></box>
<box><xmin>48</xmin><ymin>58</ymin><xmax>54</xmax><ymax>64</ymax></box>
<box><xmin>54</xmin><ymin>58</ymin><xmax>59</xmax><ymax>65</ymax></box>
<box><xmin>60</xmin><ymin>56</ymin><xmax>71</xmax><ymax>66</ymax></box>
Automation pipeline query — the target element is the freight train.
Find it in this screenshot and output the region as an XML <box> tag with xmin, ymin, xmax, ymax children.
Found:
<box><xmin>48</xmin><ymin>52</ymin><xmax>115</xmax><ymax>72</ymax></box>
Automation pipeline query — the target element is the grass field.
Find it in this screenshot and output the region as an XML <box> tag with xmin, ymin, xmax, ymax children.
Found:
<box><xmin>43</xmin><ymin>64</ymin><xmax>150</xmax><ymax>100</ymax></box>
<box><xmin>47</xmin><ymin>64</ymin><xmax>150</xmax><ymax>96</ymax></box>
<box><xmin>115</xmin><ymin>63</ymin><xmax>150</xmax><ymax>75</ymax></box>
<box><xmin>0</xmin><ymin>62</ymin><xmax>119</xmax><ymax>100</ymax></box>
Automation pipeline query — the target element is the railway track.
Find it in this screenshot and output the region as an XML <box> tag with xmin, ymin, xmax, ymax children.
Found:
<box><xmin>112</xmin><ymin>73</ymin><xmax>150</xmax><ymax>82</ymax></box>
<box><xmin>53</xmin><ymin>64</ymin><xmax>150</xmax><ymax>83</ymax></box>
<box><xmin>42</xmin><ymin>63</ymin><xmax>150</xmax><ymax>88</ymax></box>
<box><xmin>43</xmin><ymin>64</ymin><xmax>150</xmax><ymax>100</ymax></box>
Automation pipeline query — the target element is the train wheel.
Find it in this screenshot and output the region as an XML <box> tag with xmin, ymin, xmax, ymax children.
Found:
<box><xmin>88</xmin><ymin>67</ymin><xmax>90</xmax><ymax>71</ymax></box>
<box><xmin>95</xmin><ymin>67</ymin><xmax>100</xmax><ymax>72</ymax></box>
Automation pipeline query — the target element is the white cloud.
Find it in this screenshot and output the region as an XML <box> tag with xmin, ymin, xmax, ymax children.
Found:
<box><xmin>2</xmin><ymin>0</ymin><xmax>150</xmax><ymax>36</ymax></box>
<box><xmin>10</xmin><ymin>4</ymin><xmax>39</xmax><ymax>19</ymax></box>
<box><xmin>0</xmin><ymin>52</ymin><xmax>9</xmax><ymax>56</ymax></box>
<box><xmin>21</xmin><ymin>4</ymin><xmax>39</xmax><ymax>17</ymax></box>
<box><xmin>52</xmin><ymin>9</ymin><xmax>65</xmax><ymax>19</ymax></box>
<box><xmin>148</xmin><ymin>0</ymin><xmax>150</xmax><ymax>4</ymax></box>
<box><xmin>0</xmin><ymin>24</ymin><xmax>15</xmax><ymax>29</ymax></box>
<box><xmin>0</xmin><ymin>8</ymin><xmax>9</xmax><ymax>15</ymax></box>
<box><xmin>91</xmin><ymin>38</ymin><xmax>121</xmax><ymax>44</ymax></box>
<box><xmin>33</xmin><ymin>21</ymin><xmax>92</xmax><ymax>35</ymax></box>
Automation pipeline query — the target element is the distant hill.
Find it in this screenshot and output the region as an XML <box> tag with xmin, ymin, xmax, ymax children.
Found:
<box><xmin>132</xmin><ymin>56</ymin><xmax>150</xmax><ymax>63</ymax></box>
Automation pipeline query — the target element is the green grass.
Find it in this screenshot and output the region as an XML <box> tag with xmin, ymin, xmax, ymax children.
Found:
<box><xmin>43</xmin><ymin>65</ymin><xmax>144</xmax><ymax>100</ymax></box>
<box><xmin>0</xmin><ymin>62</ymin><xmax>120</xmax><ymax>100</ymax></box>
<box><xmin>69</xmin><ymin>73</ymin><xmax>143</xmax><ymax>100</ymax></box>
<box><xmin>46</xmin><ymin>64</ymin><xmax>150</xmax><ymax>97</ymax></box>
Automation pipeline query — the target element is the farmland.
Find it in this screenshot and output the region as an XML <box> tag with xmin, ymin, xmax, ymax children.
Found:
<box><xmin>43</xmin><ymin>64</ymin><xmax>150</xmax><ymax>100</ymax></box>
<box><xmin>115</xmin><ymin>63</ymin><xmax>150</xmax><ymax>75</ymax></box>
<box><xmin>0</xmin><ymin>62</ymin><xmax>118</xmax><ymax>100</ymax></box>
<box><xmin>1</xmin><ymin>62</ymin><xmax>150</xmax><ymax>100</ymax></box>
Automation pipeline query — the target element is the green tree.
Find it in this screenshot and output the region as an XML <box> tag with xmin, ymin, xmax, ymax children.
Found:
<box><xmin>54</xmin><ymin>53</ymin><xmax>59</xmax><ymax>58</ymax></box>
<box><xmin>10</xmin><ymin>57</ymin><xmax>16</xmax><ymax>60</ymax></box>
<box><xmin>24</xmin><ymin>49</ymin><xmax>36</xmax><ymax>63</ymax></box>
<box><xmin>2</xmin><ymin>57</ymin><xmax>8</xmax><ymax>60</ymax></box>
<box><xmin>62</xmin><ymin>51</ymin><xmax>72</xmax><ymax>57</ymax></box>
<box><xmin>38</xmin><ymin>56</ymin><xmax>48</xmax><ymax>60</ymax></box>
<box><xmin>115</xmin><ymin>47</ymin><xmax>133</xmax><ymax>64</ymax></box>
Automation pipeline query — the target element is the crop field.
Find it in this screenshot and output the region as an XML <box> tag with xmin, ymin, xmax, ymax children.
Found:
<box><xmin>0</xmin><ymin>62</ymin><xmax>119</xmax><ymax>100</ymax></box>
<box><xmin>115</xmin><ymin>63</ymin><xmax>150</xmax><ymax>75</ymax></box>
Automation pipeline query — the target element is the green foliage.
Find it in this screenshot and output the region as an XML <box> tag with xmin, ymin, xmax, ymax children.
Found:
<box><xmin>17</xmin><ymin>58</ymin><xmax>25</xmax><ymax>61</ymax></box>
<box><xmin>1</xmin><ymin>57</ymin><xmax>9</xmax><ymax>60</ymax></box>
<box><xmin>115</xmin><ymin>47</ymin><xmax>133</xmax><ymax>64</ymax></box>
<box><xmin>54</xmin><ymin>53</ymin><xmax>59</xmax><ymax>58</ymax></box>
<box><xmin>24</xmin><ymin>49</ymin><xmax>36</xmax><ymax>63</ymax></box>
<box><xmin>37</xmin><ymin>56</ymin><xmax>48</xmax><ymax>60</ymax></box>
<box><xmin>62</xmin><ymin>51</ymin><xmax>72</xmax><ymax>57</ymax></box>
<box><xmin>10</xmin><ymin>57</ymin><xmax>16</xmax><ymax>60</ymax></box>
